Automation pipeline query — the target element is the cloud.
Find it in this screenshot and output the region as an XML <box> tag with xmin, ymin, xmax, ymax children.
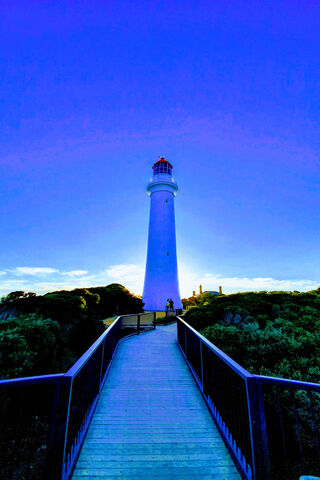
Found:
<box><xmin>0</xmin><ymin>263</ymin><xmax>318</xmax><ymax>299</ymax></box>
<box><xmin>106</xmin><ymin>264</ymin><xmax>145</xmax><ymax>292</ymax></box>
<box><xmin>10</xmin><ymin>267</ymin><xmax>59</xmax><ymax>276</ymax></box>
<box><xmin>178</xmin><ymin>265</ymin><xmax>319</xmax><ymax>296</ymax></box>
<box><xmin>106</xmin><ymin>264</ymin><xmax>144</xmax><ymax>280</ymax></box>
<box><xmin>65</xmin><ymin>270</ymin><xmax>88</xmax><ymax>277</ymax></box>
<box><xmin>0</xmin><ymin>264</ymin><xmax>144</xmax><ymax>297</ymax></box>
<box><xmin>9</xmin><ymin>267</ymin><xmax>89</xmax><ymax>278</ymax></box>
<box><xmin>0</xmin><ymin>279</ymin><xmax>31</xmax><ymax>297</ymax></box>
<box><xmin>202</xmin><ymin>275</ymin><xmax>318</xmax><ymax>292</ymax></box>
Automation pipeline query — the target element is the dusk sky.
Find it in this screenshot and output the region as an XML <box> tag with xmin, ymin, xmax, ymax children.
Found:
<box><xmin>1</xmin><ymin>1</ymin><xmax>319</xmax><ymax>298</ymax></box>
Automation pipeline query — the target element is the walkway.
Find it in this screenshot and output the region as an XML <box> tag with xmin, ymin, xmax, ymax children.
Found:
<box><xmin>72</xmin><ymin>323</ymin><xmax>241</xmax><ymax>479</ymax></box>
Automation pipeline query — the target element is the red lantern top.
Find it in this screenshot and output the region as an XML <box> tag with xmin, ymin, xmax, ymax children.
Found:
<box><xmin>152</xmin><ymin>157</ymin><xmax>173</xmax><ymax>175</ymax></box>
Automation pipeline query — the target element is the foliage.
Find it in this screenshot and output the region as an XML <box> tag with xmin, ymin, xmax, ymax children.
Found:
<box><xmin>184</xmin><ymin>289</ymin><xmax>320</xmax><ymax>382</ymax></box>
<box><xmin>0</xmin><ymin>284</ymin><xmax>143</xmax><ymax>379</ymax></box>
<box><xmin>154</xmin><ymin>315</ymin><xmax>177</xmax><ymax>325</ymax></box>
<box><xmin>185</xmin><ymin>289</ymin><xmax>320</xmax><ymax>477</ymax></box>
<box><xmin>182</xmin><ymin>291</ymin><xmax>220</xmax><ymax>309</ymax></box>
<box><xmin>0</xmin><ymin>315</ymin><xmax>60</xmax><ymax>379</ymax></box>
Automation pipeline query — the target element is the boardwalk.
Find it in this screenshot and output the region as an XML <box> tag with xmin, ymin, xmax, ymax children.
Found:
<box><xmin>72</xmin><ymin>323</ymin><xmax>241</xmax><ymax>480</ymax></box>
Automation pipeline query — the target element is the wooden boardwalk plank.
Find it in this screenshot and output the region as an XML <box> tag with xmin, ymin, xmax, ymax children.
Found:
<box><xmin>72</xmin><ymin>324</ymin><xmax>241</xmax><ymax>479</ymax></box>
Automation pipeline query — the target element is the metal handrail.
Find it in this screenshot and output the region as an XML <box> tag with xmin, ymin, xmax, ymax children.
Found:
<box><xmin>4</xmin><ymin>312</ymin><xmax>318</xmax><ymax>480</ymax></box>
<box><xmin>177</xmin><ymin>316</ymin><xmax>320</xmax><ymax>480</ymax></box>
<box><xmin>61</xmin><ymin>312</ymin><xmax>156</xmax><ymax>479</ymax></box>
<box><xmin>257</xmin><ymin>374</ymin><xmax>320</xmax><ymax>392</ymax></box>
<box><xmin>65</xmin><ymin>316</ymin><xmax>120</xmax><ymax>378</ymax></box>
<box><xmin>0</xmin><ymin>373</ymin><xmax>64</xmax><ymax>386</ymax></box>
<box><xmin>177</xmin><ymin>315</ymin><xmax>253</xmax><ymax>379</ymax></box>
<box><xmin>0</xmin><ymin>312</ymin><xmax>156</xmax><ymax>480</ymax></box>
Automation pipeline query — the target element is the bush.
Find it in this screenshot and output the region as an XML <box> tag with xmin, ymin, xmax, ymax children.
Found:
<box><xmin>0</xmin><ymin>283</ymin><xmax>143</xmax><ymax>379</ymax></box>
<box><xmin>188</xmin><ymin>290</ymin><xmax>320</xmax><ymax>383</ymax></box>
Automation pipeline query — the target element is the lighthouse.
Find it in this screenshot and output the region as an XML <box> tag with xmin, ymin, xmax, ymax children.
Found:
<box><xmin>142</xmin><ymin>157</ymin><xmax>182</xmax><ymax>311</ymax></box>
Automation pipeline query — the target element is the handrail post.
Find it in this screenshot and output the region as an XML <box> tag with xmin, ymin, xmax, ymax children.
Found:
<box><xmin>200</xmin><ymin>339</ymin><xmax>204</xmax><ymax>392</ymax></box>
<box><xmin>137</xmin><ymin>314</ymin><xmax>141</xmax><ymax>334</ymax></box>
<box><xmin>246</xmin><ymin>376</ymin><xmax>270</xmax><ymax>480</ymax></box>
<box><xmin>99</xmin><ymin>339</ymin><xmax>105</xmax><ymax>392</ymax></box>
<box><xmin>46</xmin><ymin>375</ymin><xmax>73</xmax><ymax>480</ymax></box>
<box><xmin>153</xmin><ymin>311</ymin><xmax>156</xmax><ymax>329</ymax></box>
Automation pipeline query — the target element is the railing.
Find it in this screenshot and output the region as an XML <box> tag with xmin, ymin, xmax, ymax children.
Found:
<box><xmin>258</xmin><ymin>376</ymin><xmax>320</xmax><ymax>480</ymax></box>
<box><xmin>0</xmin><ymin>312</ymin><xmax>156</xmax><ymax>480</ymax></box>
<box><xmin>177</xmin><ymin>316</ymin><xmax>320</xmax><ymax>480</ymax></box>
<box><xmin>0</xmin><ymin>374</ymin><xmax>64</xmax><ymax>480</ymax></box>
<box><xmin>120</xmin><ymin>312</ymin><xmax>156</xmax><ymax>329</ymax></box>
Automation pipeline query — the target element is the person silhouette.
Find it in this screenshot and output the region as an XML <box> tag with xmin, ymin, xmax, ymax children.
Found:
<box><xmin>169</xmin><ymin>298</ymin><xmax>174</xmax><ymax>312</ymax></box>
<box><xmin>165</xmin><ymin>299</ymin><xmax>169</xmax><ymax>312</ymax></box>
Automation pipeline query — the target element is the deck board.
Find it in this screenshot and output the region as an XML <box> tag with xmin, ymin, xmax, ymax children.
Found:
<box><xmin>72</xmin><ymin>324</ymin><xmax>241</xmax><ymax>479</ymax></box>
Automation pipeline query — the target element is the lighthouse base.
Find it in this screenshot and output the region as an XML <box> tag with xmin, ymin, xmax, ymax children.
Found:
<box><xmin>142</xmin><ymin>291</ymin><xmax>182</xmax><ymax>312</ymax></box>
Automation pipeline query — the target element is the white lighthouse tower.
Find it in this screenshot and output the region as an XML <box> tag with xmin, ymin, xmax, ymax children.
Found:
<box><xmin>142</xmin><ymin>157</ymin><xmax>182</xmax><ymax>311</ymax></box>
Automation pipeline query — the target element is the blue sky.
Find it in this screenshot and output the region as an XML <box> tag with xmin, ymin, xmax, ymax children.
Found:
<box><xmin>1</xmin><ymin>1</ymin><xmax>319</xmax><ymax>297</ymax></box>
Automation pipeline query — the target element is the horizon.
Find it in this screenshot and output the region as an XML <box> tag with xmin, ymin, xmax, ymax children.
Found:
<box><xmin>1</xmin><ymin>265</ymin><xmax>318</xmax><ymax>299</ymax></box>
<box><xmin>1</xmin><ymin>1</ymin><xmax>319</xmax><ymax>298</ymax></box>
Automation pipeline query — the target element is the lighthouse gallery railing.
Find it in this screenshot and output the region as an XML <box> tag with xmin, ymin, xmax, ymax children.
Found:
<box><xmin>177</xmin><ymin>316</ymin><xmax>320</xmax><ymax>480</ymax></box>
<box><xmin>0</xmin><ymin>313</ymin><xmax>155</xmax><ymax>480</ymax></box>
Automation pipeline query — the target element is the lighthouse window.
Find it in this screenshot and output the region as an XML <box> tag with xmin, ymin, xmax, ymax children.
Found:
<box><xmin>167</xmin><ymin>251</ymin><xmax>170</xmax><ymax>256</ymax></box>
<box><xmin>153</xmin><ymin>163</ymin><xmax>172</xmax><ymax>175</ymax></box>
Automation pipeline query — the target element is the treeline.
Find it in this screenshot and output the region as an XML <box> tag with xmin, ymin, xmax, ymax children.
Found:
<box><xmin>0</xmin><ymin>284</ymin><xmax>143</xmax><ymax>379</ymax></box>
<box><xmin>184</xmin><ymin>288</ymin><xmax>320</xmax><ymax>382</ymax></box>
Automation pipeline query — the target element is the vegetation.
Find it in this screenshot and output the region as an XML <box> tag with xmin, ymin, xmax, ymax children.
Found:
<box><xmin>155</xmin><ymin>315</ymin><xmax>176</xmax><ymax>325</ymax></box>
<box><xmin>184</xmin><ymin>288</ymin><xmax>320</xmax><ymax>478</ymax></box>
<box><xmin>182</xmin><ymin>291</ymin><xmax>218</xmax><ymax>310</ymax></box>
<box><xmin>184</xmin><ymin>288</ymin><xmax>320</xmax><ymax>382</ymax></box>
<box><xmin>0</xmin><ymin>284</ymin><xmax>143</xmax><ymax>379</ymax></box>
